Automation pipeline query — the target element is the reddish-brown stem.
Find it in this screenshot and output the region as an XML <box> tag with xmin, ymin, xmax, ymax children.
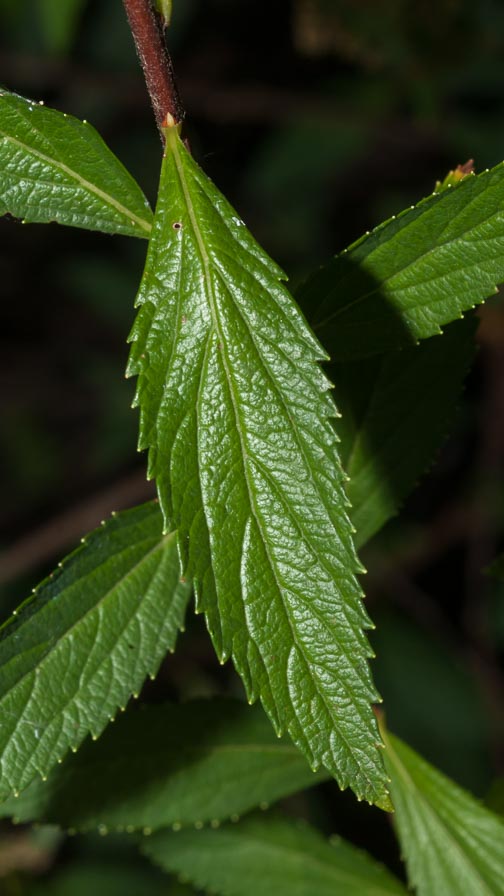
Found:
<box><xmin>122</xmin><ymin>0</ymin><xmax>184</xmax><ymax>136</ymax></box>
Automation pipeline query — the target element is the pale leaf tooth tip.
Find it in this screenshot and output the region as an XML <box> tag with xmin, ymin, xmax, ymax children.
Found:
<box><xmin>68</xmin><ymin>827</ymin><xmax>77</xmax><ymax>836</ymax></box>
<box><xmin>13</xmin><ymin>791</ymin><xmax>19</xmax><ymax>798</ymax></box>
<box><xmin>194</xmin><ymin>821</ymin><xmax>203</xmax><ymax>830</ymax></box>
<box><xmin>172</xmin><ymin>821</ymin><xmax>182</xmax><ymax>831</ymax></box>
<box><xmin>41</xmin><ymin>775</ymin><xmax>47</xmax><ymax>782</ymax></box>
<box><xmin>210</xmin><ymin>819</ymin><xmax>220</xmax><ymax>829</ymax></box>
<box><xmin>98</xmin><ymin>824</ymin><xmax>108</xmax><ymax>836</ymax></box>
<box><xmin>126</xmin><ymin>825</ymin><xmax>135</xmax><ymax>833</ymax></box>
<box><xmin>230</xmin><ymin>814</ymin><xmax>240</xmax><ymax>823</ymax></box>
<box><xmin>143</xmin><ymin>826</ymin><xmax>153</xmax><ymax>835</ymax></box>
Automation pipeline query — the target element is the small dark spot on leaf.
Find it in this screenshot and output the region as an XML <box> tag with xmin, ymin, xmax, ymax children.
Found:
<box><xmin>173</xmin><ymin>222</ymin><xmax>182</xmax><ymax>230</ymax></box>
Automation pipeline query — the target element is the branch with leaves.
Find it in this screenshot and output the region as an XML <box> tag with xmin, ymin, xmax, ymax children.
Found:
<box><xmin>0</xmin><ymin>2</ymin><xmax>503</xmax><ymax>895</ymax></box>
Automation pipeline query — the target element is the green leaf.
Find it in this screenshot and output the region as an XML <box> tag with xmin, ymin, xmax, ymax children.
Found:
<box><xmin>299</xmin><ymin>163</ymin><xmax>504</xmax><ymax>359</ymax></box>
<box><xmin>0</xmin><ymin>502</ymin><xmax>190</xmax><ymax>801</ymax></box>
<box><xmin>0</xmin><ymin>699</ymin><xmax>326</xmax><ymax>831</ymax></box>
<box><xmin>333</xmin><ymin>316</ymin><xmax>477</xmax><ymax>546</ymax></box>
<box><xmin>0</xmin><ymin>90</ymin><xmax>153</xmax><ymax>237</ymax></box>
<box><xmin>142</xmin><ymin>813</ymin><xmax>407</xmax><ymax>896</ymax></box>
<box><xmin>381</xmin><ymin>723</ymin><xmax>504</xmax><ymax>896</ymax></box>
<box><xmin>127</xmin><ymin>120</ymin><xmax>389</xmax><ymax>809</ymax></box>
<box><xmin>153</xmin><ymin>0</ymin><xmax>173</xmax><ymax>26</ymax></box>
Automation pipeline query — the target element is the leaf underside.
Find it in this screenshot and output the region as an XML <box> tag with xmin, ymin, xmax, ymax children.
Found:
<box><xmin>0</xmin><ymin>90</ymin><xmax>153</xmax><ymax>237</ymax></box>
<box><xmin>142</xmin><ymin>813</ymin><xmax>407</xmax><ymax>896</ymax></box>
<box><xmin>127</xmin><ymin>122</ymin><xmax>389</xmax><ymax>808</ymax></box>
<box><xmin>299</xmin><ymin>162</ymin><xmax>504</xmax><ymax>359</ymax></box>
<box><xmin>0</xmin><ymin>502</ymin><xmax>190</xmax><ymax>800</ymax></box>
<box><xmin>0</xmin><ymin>699</ymin><xmax>327</xmax><ymax>831</ymax></box>
<box><xmin>381</xmin><ymin>724</ymin><xmax>504</xmax><ymax>896</ymax></box>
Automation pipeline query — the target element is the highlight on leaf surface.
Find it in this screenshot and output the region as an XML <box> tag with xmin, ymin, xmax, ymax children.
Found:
<box><xmin>0</xmin><ymin>699</ymin><xmax>327</xmax><ymax>831</ymax></box>
<box><xmin>0</xmin><ymin>502</ymin><xmax>190</xmax><ymax>801</ymax></box>
<box><xmin>381</xmin><ymin>720</ymin><xmax>504</xmax><ymax>896</ymax></box>
<box><xmin>300</xmin><ymin>161</ymin><xmax>504</xmax><ymax>359</ymax></box>
<box><xmin>127</xmin><ymin>119</ymin><xmax>390</xmax><ymax>809</ymax></box>
<box><xmin>0</xmin><ymin>90</ymin><xmax>153</xmax><ymax>237</ymax></box>
<box><xmin>142</xmin><ymin>813</ymin><xmax>408</xmax><ymax>896</ymax></box>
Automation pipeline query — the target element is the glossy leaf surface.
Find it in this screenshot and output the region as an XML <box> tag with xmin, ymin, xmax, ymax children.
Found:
<box><xmin>0</xmin><ymin>502</ymin><xmax>190</xmax><ymax>800</ymax></box>
<box><xmin>382</xmin><ymin>724</ymin><xmax>504</xmax><ymax>896</ymax></box>
<box><xmin>300</xmin><ymin>163</ymin><xmax>504</xmax><ymax>359</ymax></box>
<box><xmin>128</xmin><ymin>121</ymin><xmax>389</xmax><ymax>808</ymax></box>
<box><xmin>142</xmin><ymin>814</ymin><xmax>407</xmax><ymax>896</ymax></box>
<box><xmin>0</xmin><ymin>699</ymin><xmax>326</xmax><ymax>831</ymax></box>
<box><xmin>0</xmin><ymin>90</ymin><xmax>153</xmax><ymax>237</ymax></box>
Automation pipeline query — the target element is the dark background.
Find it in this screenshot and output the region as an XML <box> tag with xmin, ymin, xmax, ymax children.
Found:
<box><xmin>0</xmin><ymin>0</ymin><xmax>503</xmax><ymax>887</ymax></box>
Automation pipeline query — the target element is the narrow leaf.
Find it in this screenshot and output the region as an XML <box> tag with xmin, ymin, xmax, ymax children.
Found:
<box><xmin>0</xmin><ymin>502</ymin><xmax>190</xmax><ymax>800</ymax></box>
<box><xmin>381</xmin><ymin>723</ymin><xmax>504</xmax><ymax>896</ymax></box>
<box><xmin>128</xmin><ymin>120</ymin><xmax>389</xmax><ymax>809</ymax></box>
<box><xmin>333</xmin><ymin>317</ymin><xmax>477</xmax><ymax>546</ymax></box>
<box><xmin>299</xmin><ymin>163</ymin><xmax>504</xmax><ymax>359</ymax></box>
<box><xmin>142</xmin><ymin>813</ymin><xmax>407</xmax><ymax>896</ymax></box>
<box><xmin>0</xmin><ymin>699</ymin><xmax>326</xmax><ymax>831</ymax></box>
<box><xmin>0</xmin><ymin>90</ymin><xmax>153</xmax><ymax>237</ymax></box>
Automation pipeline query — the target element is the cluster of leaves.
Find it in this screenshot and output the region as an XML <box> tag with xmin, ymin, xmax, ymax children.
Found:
<box><xmin>0</xmin><ymin>85</ymin><xmax>503</xmax><ymax>895</ymax></box>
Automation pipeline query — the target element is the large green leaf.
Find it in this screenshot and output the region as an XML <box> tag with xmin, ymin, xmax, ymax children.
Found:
<box><xmin>332</xmin><ymin>316</ymin><xmax>477</xmax><ymax>546</ymax></box>
<box><xmin>0</xmin><ymin>90</ymin><xmax>153</xmax><ymax>237</ymax></box>
<box><xmin>0</xmin><ymin>502</ymin><xmax>190</xmax><ymax>801</ymax></box>
<box><xmin>299</xmin><ymin>163</ymin><xmax>504</xmax><ymax>359</ymax></box>
<box><xmin>381</xmin><ymin>723</ymin><xmax>504</xmax><ymax>896</ymax></box>
<box><xmin>127</xmin><ymin>120</ymin><xmax>389</xmax><ymax>809</ymax></box>
<box><xmin>142</xmin><ymin>813</ymin><xmax>407</xmax><ymax>896</ymax></box>
<box><xmin>0</xmin><ymin>699</ymin><xmax>326</xmax><ymax>831</ymax></box>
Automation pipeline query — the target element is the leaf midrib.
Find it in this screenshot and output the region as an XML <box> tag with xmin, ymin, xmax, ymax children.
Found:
<box><xmin>0</xmin><ymin>129</ymin><xmax>152</xmax><ymax>234</ymax></box>
<box><xmin>167</xmin><ymin>131</ymin><xmax>386</xmax><ymax>798</ymax></box>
